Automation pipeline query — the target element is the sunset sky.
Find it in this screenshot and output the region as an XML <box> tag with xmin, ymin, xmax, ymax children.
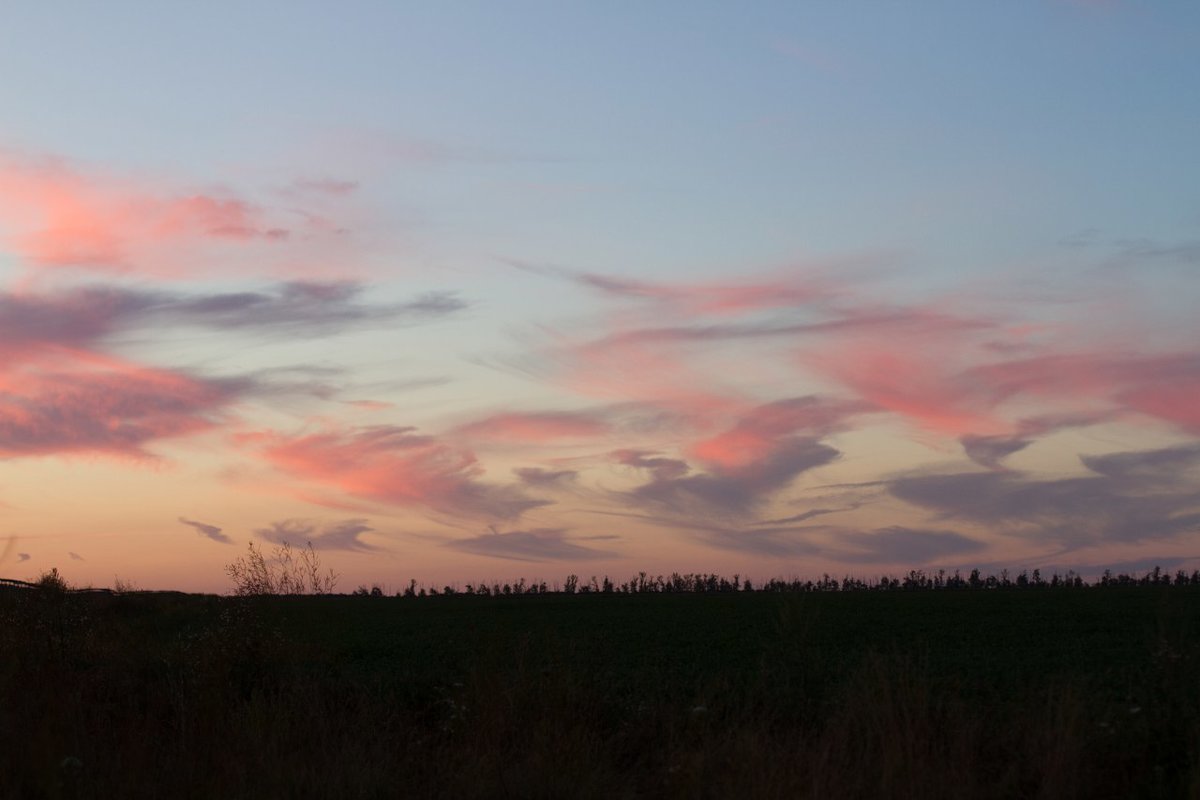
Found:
<box><xmin>1</xmin><ymin>2</ymin><xmax>1198</xmax><ymax>592</ymax></box>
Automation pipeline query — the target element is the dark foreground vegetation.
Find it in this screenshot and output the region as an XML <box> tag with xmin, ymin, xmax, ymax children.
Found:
<box><xmin>2</xmin><ymin>568</ymin><xmax>1199</xmax><ymax>799</ymax></box>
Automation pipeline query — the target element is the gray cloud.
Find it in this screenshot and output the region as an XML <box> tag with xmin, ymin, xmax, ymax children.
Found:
<box><xmin>161</xmin><ymin>283</ymin><xmax>466</xmax><ymax>332</ymax></box>
<box><xmin>754</xmin><ymin>507</ymin><xmax>849</xmax><ymax>525</ymax></box>
<box><xmin>616</xmin><ymin>438</ymin><xmax>840</xmax><ymax>517</ymax></box>
<box><xmin>587</xmin><ymin>501</ymin><xmax>985</xmax><ymax>566</ymax></box>
<box><xmin>444</xmin><ymin>527</ymin><xmax>617</xmax><ymax>562</ymax></box>
<box><xmin>597</xmin><ymin>399</ymin><xmax>852</xmax><ymax>531</ymax></box>
<box><xmin>614</xmin><ymin>449</ymin><xmax>690</xmax><ymax>482</ymax></box>
<box><xmin>0</xmin><ymin>279</ymin><xmax>465</xmax><ymax>459</ymax></box>
<box><xmin>514</xmin><ymin>467</ymin><xmax>579</xmax><ymax>486</ymax></box>
<box><xmin>1079</xmin><ymin>443</ymin><xmax>1200</xmax><ymax>479</ymax></box>
<box><xmin>256</xmin><ymin>518</ymin><xmax>379</xmax><ymax>552</ymax></box>
<box><xmin>835</xmin><ymin>526</ymin><xmax>987</xmax><ymax>564</ymax></box>
<box><xmin>889</xmin><ymin>442</ymin><xmax>1200</xmax><ymax>548</ymax></box>
<box><xmin>0</xmin><ymin>282</ymin><xmax>467</xmax><ymax>350</ymax></box>
<box><xmin>436</xmin><ymin>482</ymin><xmax>553</xmax><ymax>521</ymax></box>
<box><xmin>178</xmin><ymin>516</ymin><xmax>234</xmax><ymax>544</ymax></box>
<box><xmin>961</xmin><ymin>412</ymin><xmax>1114</xmax><ymax>470</ymax></box>
<box><xmin>960</xmin><ymin>434</ymin><xmax>1034</xmax><ymax>470</ymax></box>
<box><xmin>572</xmin><ymin>307</ymin><xmax>991</xmax><ymax>351</ymax></box>
<box><xmin>0</xmin><ymin>286</ymin><xmax>153</xmax><ymax>350</ymax></box>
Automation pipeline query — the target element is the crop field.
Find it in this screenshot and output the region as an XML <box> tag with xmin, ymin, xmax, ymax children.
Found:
<box><xmin>3</xmin><ymin>583</ymin><xmax>1199</xmax><ymax>798</ymax></box>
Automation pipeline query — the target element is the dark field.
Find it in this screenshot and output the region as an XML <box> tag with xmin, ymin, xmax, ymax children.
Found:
<box><xmin>3</xmin><ymin>585</ymin><xmax>1199</xmax><ymax>798</ymax></box>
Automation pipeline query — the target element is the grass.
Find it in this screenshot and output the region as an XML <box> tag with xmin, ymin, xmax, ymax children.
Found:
<box><xmin>2</xmin><ymin>582</ymin><xmax>1199</xmax><ymax>798</ymax></box>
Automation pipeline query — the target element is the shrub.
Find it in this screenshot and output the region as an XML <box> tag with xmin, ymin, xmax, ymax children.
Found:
<box><xmin>34</xmin><ymin>567</ymin><xmax>69</xmax><ymax>594</ymax></box>
<box><xmin>225</xmin><ymin>541</ymin><xmax>338</xmax><ymax>596</ymax></box>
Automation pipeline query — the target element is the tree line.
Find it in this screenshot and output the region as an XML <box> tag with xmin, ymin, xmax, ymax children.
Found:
<box><xmin>356</xmin><ymin>565</ymin><xmax>1200</xmax><ymax>598</ymax></box>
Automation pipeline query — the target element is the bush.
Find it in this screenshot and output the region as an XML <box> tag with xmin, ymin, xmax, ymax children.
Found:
<box><xmin>34</xmin><ymin>567</ymin><xmax>69</xmax><ymax>594</ymax></box>
<box><xmin>225</xmin><ymin>541</ymin><xmax>338</xmax><ymax>596</ymax></box>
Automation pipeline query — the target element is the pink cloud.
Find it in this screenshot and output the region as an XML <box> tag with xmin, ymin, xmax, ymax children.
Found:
<box><xmin>0</xmin><ymin>350</ymin><xmax>233</xmax><ymax>459</ymax></box>
<box><xmin>512</xmin><ymin>254</ymin><xmax>1200</xmax><ymax>495</ymax></box>
<box><xmin>516</xmin><ymin>270</ymin><xmax>989</xmax><ymax>448</ymax></box>
<box><xmin>689</xmin><ymin>397</ymin><xmax>863</xmax><ymax>470</ymax></box>
<box><xmin>528</xmin><ymin>326</ymin><xmax>746</xmax><ymax>438</ymax></box>
<box><xmin>971</xmin><ymin>353</ymin><xmax>1200</xmax><ymax>435</ymax></box>
<box><xmin>792</xmin><ymin>303</ymin><xmax>1014</xmax><ymax>436</ymax></box>
<box><xmin>238</xmin><ymin>424</ymin><xmax>546</xmax><ymax>519</ymax></box>
<box><xmin>0</xmin><ymin>150</ymin><xmax>357</xmax><ymax>279</ymax></box>
<box><xmin>811</xmin><ymin>344</ymin><xmax>1007</xmax><ymax>436</ymax></box>
<box><xmin>815</xmin><ymin>338</ymin><xmax>1200</xmax><ymax>441</ymax></box>
<box><xmin>0</xmin><ymin>152</ymin><xmax>281</xmax><ymax>271</ymax></box>
<box><xmin>1120</xmin><ymin>379</ymin><xmax>1200</xmax><ymax>434</ymax></box>
<box><xmin>601</xmin><ymin>399</ymin><xmax>855</xmax><ymax>521</ymax></box>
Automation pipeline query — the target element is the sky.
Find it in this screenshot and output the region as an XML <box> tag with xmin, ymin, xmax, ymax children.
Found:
<box><xmin>1</xmin><ymin>1</ymin><xmax>1198</xmax><ymax>592</ymax></box>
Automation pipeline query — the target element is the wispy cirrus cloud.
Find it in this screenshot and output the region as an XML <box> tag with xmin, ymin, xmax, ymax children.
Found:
<box><xmin>888</xmin><ymin>443</ymin><xmax>1200</xmax><ymax>549</ymax></box>
<box><xmin>256</xmin><ymin>518</ymin><xmax>379</xmax><ymax>552</ymax></box>
<box><xmin>687</xmin><ymin>396</ymin><xmax>864</xmax><ymax>469</ymax></box>
<box><xmin>178</xmin><ymin>517</ymin><xmax>234</xmax><ymax>545</ymax></box>
<box><xmin>807</xmin><ymin>326</ymin><xmax>1200</xmax><ymax>441</ymax></box>
<box><xmin>596</xmin><ymin>396</ymin><xmax>853</xmax><ymax>523</ymax></box>
<box><xmin>0</xmin><ymin>280</ymin><xmax>467</xmax><ymax>462</ymax></box>
<box><xmin>0</xmin><ymin>352</ymin><xmax>234</xmax><ymax>459</ymax></box>
<box><xmin>963</xmin><ymin>352</ymin><xmax>1200</xmax><ymax>435</ymax></box>
<box><xmin>754</xmin><ymin>506</ymin><xmax>852</xmax><ymax>526</ymax></box>
<box><xmin>506</xmin><ymin>257</ymin><xmax>846</xmax><ymax>315</ymax></box>
<box><xmin>960</xmin><ymin>412</ymin><xmax>1111</xmax><ymax>470</ymax></box>
<box><xmin>615</xmin><ymin>437</ymin><xmax>839</xmax><ymax>518</ymax></box>
<box><xmin>513</xmin><ymin>467</ymin><xmax>579</xmax><ymax>486</ymax></box>
<box><xmin>0</xmin><ymin>150</ymin><xmax>284</xmax><ymax>273</ymax></box>
<box><xmin>0</xmin><ymin>282</ymin><xmax>465</xmax><ymax>349</ymax></box>
<box><xmin>505</xmin><ymin>264</ymin><xmax>997</xmax><ymax>449</ymax></box>
<box><xmin>165</xmin><ymin>284</ymin><xmax>465</xmax><ymax>333</ymax></box>
<box><xmin>239</xmin><ymin>424</ymin><xmax>548</xmax><ymax>520</ymax></box>
<box><xmin>0</xmin><ymin>148</ymin><xmax>368</xmax><ymax>279</ymax></box>
<box><xmin>0</xmin><ymin>287</ymin><xmax>150</xmax><ymax>358</ymax></box>
<box><xmin>959</xmin><ymin>435</ymin><xmax>1036</xmax><ymax>470</ymax></box>
<box><xmin>514</xmin><ymin>254</ymin><xmax>1200</xmax><ymax>454</ymax></box>
<box><xmin>496</xmin><ymin>253</ymin><xmax>1200</xmax><ymax>566</ymax></box>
